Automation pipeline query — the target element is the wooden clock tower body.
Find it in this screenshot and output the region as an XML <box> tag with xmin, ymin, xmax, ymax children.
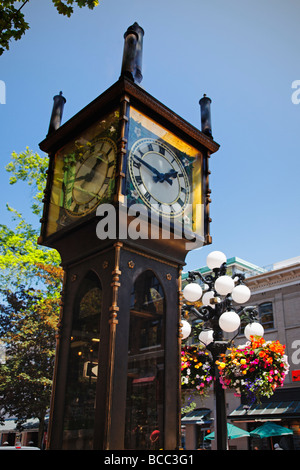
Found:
<box><xmin>39</xmin><ymin>77</ymin><xmax>219</xmax><ymax>450</ymax></box>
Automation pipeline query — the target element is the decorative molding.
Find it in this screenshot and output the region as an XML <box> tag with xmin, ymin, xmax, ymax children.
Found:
<box><xmin>245</xmin><ymin>263</ymin><xmax>300</xmax><ymax>293</ymax></box>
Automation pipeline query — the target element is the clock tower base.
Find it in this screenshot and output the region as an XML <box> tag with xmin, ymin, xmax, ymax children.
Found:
<box><xmin>47</xmin><ymin>238</ymin><xmax>183</xmax><ymax>450</ymax></box>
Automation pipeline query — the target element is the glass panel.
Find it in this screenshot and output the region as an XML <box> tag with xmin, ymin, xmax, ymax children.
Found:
<box><xmin>45</xmin><ymin>110</ymin><xmax>119</xmax><ymax>238</ymax></box>
<box><xmin>62</xmin><ymin>272</ymin><xmax>101</xmax><ymax>450</ymax></box>
<box><xmin>125</xmin><ymin>107</ymin><xmax>203</xmax><ymax>235</ymax></box>
<box><xmin>125</xmin><ymin>271</ymin><xmax>165</xmax><ymax>450</ymax></box>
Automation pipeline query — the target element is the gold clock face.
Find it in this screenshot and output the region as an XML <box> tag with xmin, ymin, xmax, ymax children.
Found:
<box><xmin>128</xmin><ymin>138</ymin><xmax>190</xmax><ymax>216</ymax></box>
<box><xmin>64</xmin><ymin>137</ymin><xmax>117</xmax><ymax>217</ymax></box>
<box><xmin>43</xmin><ymin>109</ymin><xmax>119</xmax><ymax>239</ymax></box>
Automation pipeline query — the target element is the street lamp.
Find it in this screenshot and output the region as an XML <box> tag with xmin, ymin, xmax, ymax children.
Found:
<box><xmin>181</xmin><ymin>251</ymin><xmax>264</xmax><ymax>450</ymax></box>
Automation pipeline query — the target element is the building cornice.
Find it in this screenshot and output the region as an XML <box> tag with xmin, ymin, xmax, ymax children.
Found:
<box><xmin>245</xmin><ymin>263</ymin><xmax>300</xmax><ymax>293</ymax></box>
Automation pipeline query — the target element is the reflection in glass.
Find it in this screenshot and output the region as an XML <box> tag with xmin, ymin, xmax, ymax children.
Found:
<box><xmin>62</xmin><ymin>272</ymin><xmax>101</xmax><ymax>450</ymax></box>
<box><xmin>125</xmin><ymin>271</ymin><xmax>165</xmax><ymax>450</ymax></box>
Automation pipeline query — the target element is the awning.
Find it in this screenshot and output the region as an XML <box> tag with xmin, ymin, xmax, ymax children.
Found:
<box><xmin>181</xmin><ymin>408</ymin><xmax>212</xmax><ymax>426</ymax></box>
<box><xmin>229</xmin><ymin>401</ymin><xmax>300</xmax><ymax>421</ymax></box>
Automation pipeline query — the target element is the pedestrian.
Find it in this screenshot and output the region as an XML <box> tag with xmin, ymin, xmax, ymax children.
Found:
<box><xmin>274</xmin><ymin>443</ymin><xmax>283</xmax><ymax>450</ymax></box>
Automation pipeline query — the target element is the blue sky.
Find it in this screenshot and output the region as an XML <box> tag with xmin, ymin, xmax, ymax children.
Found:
<box><xmin>1</xmin><ymin>0</ymin><xmax>300</xmax><ymax>272</ymax></box>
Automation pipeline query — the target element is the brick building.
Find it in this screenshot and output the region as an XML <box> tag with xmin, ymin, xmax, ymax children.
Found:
<box><xmin>181</xmin><ymin>256</ymin><xmax>300</xmax><ymax>450</ymax></box>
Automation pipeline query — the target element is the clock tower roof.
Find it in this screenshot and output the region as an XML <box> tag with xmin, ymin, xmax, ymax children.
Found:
<box><xmin>39</xmin><ymin>77</ymin><xmax>219</xmax><ymax>156</ymax></box>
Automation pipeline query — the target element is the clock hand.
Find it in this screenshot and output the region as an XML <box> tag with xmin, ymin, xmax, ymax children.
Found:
<box><xmin>134</xmin><ymin>155</ymin><xmax>174</xmax><ymax>185</ymax></box>
<box><xmin>75</xmin><ymin>158</ymin><xmax>103</xmax><ymax>185</ymax></box>
<box><xmin>164</xmin><ymin>168</ymin><xmax>178</xmax><ymax>179</ymax></box>
<box><xmin>133</xmin><ymin>155</ymin><xmax>163</xmax><ymax>179</ymax></box>
<box><xmin>153</xmin><ymin>173</ymin><xmax>173</xmax><ymax>185</ymax></box>
<box><xmin>153</xmin><ymin>168</ymin><xmax>178</xmax><ymax>185</ymax></box>
<box><xmin>157</xmin><ymin>168</ymin><xmax>178</xmax><ymax>184</ymax></box>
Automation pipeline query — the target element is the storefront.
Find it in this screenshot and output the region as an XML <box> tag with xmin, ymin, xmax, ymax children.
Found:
<box><xmin>181</xmin><ymin>408</ymin><xmax>213</xmax><ymax>449</ymax></box>
<box><xmin>229</xmin><ymin>390</ymin><xmax>300</xmax><ymax>450</ymax></box>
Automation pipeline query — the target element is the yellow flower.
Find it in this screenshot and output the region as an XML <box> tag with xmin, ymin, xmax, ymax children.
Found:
<box><xmin>240</xmin><ymin>359</ymin><xmax>246</xmax><ymax>365</ymax></box>
<box><xmin>218</xmin><ymin>362</ymin><xmax>226</xmax><ymax>369</ymax></box>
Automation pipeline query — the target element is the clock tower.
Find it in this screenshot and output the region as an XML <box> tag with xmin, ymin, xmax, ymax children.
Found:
<box><xmin>39</xmin><ymin>23</ymin><xmax>219</xmax><ymax>450</ymax></box>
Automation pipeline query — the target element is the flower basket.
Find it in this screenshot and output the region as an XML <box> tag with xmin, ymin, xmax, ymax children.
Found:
<box><xmin>181</xmin><ymin>345</ymin><xmax>213</xmax><ymax>396</ymax></box>
<box><xmin>217</xmin><ymin>337</ymin><xmax>289</xmax><ymax>403</ymax></box>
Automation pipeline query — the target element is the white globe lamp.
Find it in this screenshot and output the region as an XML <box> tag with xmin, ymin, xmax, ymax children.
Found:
<box><xmin>232</xmin><ymin>284</ymin><xmax>251</xmax><ymax>304</ymax></box>
<box><xmin>181</xmin><ymin>319</ymin><xmax>192</xmax><ymax>340</ymax></box>
<box><xmin>183</xmin><ymin>283</ymin><xmax>202</xmax><ymax>302</ymax></box>
<box><xmin>206</xmin><ymin>251</ymin><xmax>227</xmax><ymax>270</ymax></box>
<box><xmin>219</xmin><ymin>311</ymin><xmax>241</xmax><ymax>333</ymax></box>
<box><xmin>244</xmin><ymin>322</ymin><xmax>264</xmax><ymax>340</ymax></box>
<box><xmin>201</xmin><ymin>290</ymin><xmax>215</xmax><ymax>306</ymax></box>
<box><xmin>215</xmin><ymin>275</ymin><xmax>235</xmax><ymax>296</ymax></box>
<box><xmin>199</xmin><ymin>329</ymin><xmax>214</xmax><ymax>346</ymax></box>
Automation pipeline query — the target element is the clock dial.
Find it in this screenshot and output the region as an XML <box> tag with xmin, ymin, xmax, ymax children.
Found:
<box><xmin>128</xmin><ymin>138</ymin><xmax>190</xmax><ymax>217</ymax></box>
<box><xmin>64</xmin><ymin>137</ymin><xmax>117</xmax><ymax>217</ymax></box>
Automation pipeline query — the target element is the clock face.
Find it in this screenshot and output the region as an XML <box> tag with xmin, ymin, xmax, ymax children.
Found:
<box><xmin>64</xmin><ymin>137</ymin><xmax>117</xmax><ymax>217</ymax></box>
<box><xmin>42</xmin><ymin>109</ymin><xmax>119</xmax><ymax>239</ymax></box>
<box><xmin>128</xmin><ymin>138</ymin><xmax>190</xmax><ymax>217</ymax></box>
<box><xmin>126</xmin><ymin>107</ymin><xmax>204</xmax><ymax>235</ymax></box>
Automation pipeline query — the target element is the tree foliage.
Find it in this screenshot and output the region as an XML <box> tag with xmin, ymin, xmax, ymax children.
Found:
<box><xmin>0</xmin><ymin>148</ymin><xmax>61</xmax><ymax>289</ymax></box>
<box><xmin>0</xmin><ymin>0</ymin><xmax>100</xmax><ymax>55</ymax></box>
<box><xmin>0</xmin><ymin>147</ymin><xmax>63</xmax><ymax>445</ymax></box>
<box><xmin>0</xmin><ymin>280</ymin><xmax>61</xmax><ymax>445</ymax></box>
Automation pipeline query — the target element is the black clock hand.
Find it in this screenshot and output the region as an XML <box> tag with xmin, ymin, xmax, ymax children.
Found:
<box><xmin>134</xmin><ymin>155</ymin><xmax>174</xmax><ymax>185</ymax></box>
<box><xmin>134</xmin><ymin>155</ymin><xmax>163</xmax><ymax>179</ymax></box>
<box><xmin>164</xmin><ymin>168</ymin><xmax>178</xmax><ymax>178</ymax></box>
<box><xmin>158</xmin><ymin>168</ymin><xmax>178</xmax><ymax>183</ymax></box>
<box><xmin>76</xmin><ymin>158</ymin><xmax>103</xmax><ymax>185</ymax></box>
<box><xmin>153</xmin><ymin>173</ymin><xmax>173</xmax><ymax>185</ymax></box>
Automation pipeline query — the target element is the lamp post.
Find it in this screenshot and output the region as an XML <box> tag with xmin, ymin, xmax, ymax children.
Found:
<box><xmin>181</xmin><ymin>251</ymin><xmax>264</xmax><ymax>450</ymax></box>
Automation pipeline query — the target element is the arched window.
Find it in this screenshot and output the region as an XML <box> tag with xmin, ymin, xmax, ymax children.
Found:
<box><xmin>62</xmin><ymin>271</ymin><xmax>102</xmax><ymax>450</ymax></box>
<box><xmin>259</xmin><ymin>302</ymin><xmax>274</xmax><ymax>330</ymax></box>
<box><xmin>124</xmin><ymin>270</ymin><xmax>165</xmax><ymax>450</ymax></box>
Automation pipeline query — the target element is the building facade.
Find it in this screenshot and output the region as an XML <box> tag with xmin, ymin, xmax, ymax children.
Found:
<box><xmin>181</xmin><ymin>256</ymin><xmax>300</xmax><ymax>450</ymax></box>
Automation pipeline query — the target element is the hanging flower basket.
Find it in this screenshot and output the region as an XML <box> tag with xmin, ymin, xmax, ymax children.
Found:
<box><xmin>217</xmin><ymin>337</ymin><xmax>289</xmax><ymax>403</ymax></box>
<box><xmin>181</xmin><ymin>345</ymin><xmax>213</xmax><ymax>396</ymax></box>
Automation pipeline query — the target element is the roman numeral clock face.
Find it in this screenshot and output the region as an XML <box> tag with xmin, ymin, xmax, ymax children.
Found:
<box><xmin>64</xmin><ymin>137</ymin><xmax>117</xmax><ymax>217</ymax></box>
<box><xmin>128</xmin><ymin>138</ymin><xmax>190</xmax><ymax>217</ymax></box>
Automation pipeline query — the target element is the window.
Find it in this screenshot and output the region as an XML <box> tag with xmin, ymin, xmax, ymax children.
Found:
<box><xmin>125</xmin><ymin>271</ymin><xmax>165</xmax><ymax>450</ymax></box>
<box><xmin>259</xmin><ymin>302</ymin><xmax>274</xmax><ymax>330</ymax></box>
<box><xmin>62</xmin><ymin>272</ymin><xmax>102</xmax><ymax>450</ymax></box>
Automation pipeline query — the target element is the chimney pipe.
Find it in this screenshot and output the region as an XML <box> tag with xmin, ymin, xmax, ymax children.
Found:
<box><xmin>121</xmin><ymin>23</ymin><xmax>144</xmax><ymax>84</ymax></box>
<box><xmin>199</xmin><ymin>94</ymin><xmax>212</xmax><ymax>138</ymax></box>
<box><xmin>47</xmin><ymin>91</ymin><xmax>66</xmax><ymax>136</ymax></box>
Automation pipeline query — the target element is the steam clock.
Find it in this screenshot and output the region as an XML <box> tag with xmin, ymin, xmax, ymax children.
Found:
<box><xmin>39</xmin><ymin>23</ymin><xmax>219</xmax><ymax>450</ymax></box>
